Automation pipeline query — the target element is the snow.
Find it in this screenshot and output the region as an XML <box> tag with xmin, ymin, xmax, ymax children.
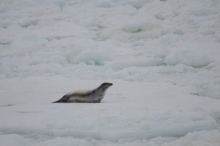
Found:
<box><xmin>0</xmin><ymin>134</ymin><xmax>31</xmax><ymax>146</ymax></box>
<box><xmin>1</xmin><ymin>0</ymin><xmax>220</xmax><ymax>145</ymax></box>
<box><xmin>0</xmin><ymin>78</ymin><xmax>220</xmax><ymax>146</ymax></box>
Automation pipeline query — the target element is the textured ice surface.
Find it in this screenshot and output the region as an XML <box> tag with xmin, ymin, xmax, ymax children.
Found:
<box><xmin>0</xmin><ymin>0</ymin><xmax>220</xmax><ymax>98</ymax></box>
<box><xmin>0</xmin><ymin>134</ymin><xmax>31</xmax><ymax>146</ymax></box>
<box><xmin>1</xmin><ymin>0</ymin><xmax>220</xmax><ymax>145</ymax></box>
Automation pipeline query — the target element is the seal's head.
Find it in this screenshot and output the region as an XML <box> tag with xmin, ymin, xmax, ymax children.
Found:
<box><xmin>97</xmin><ymin>82</ymin><xmax>113</xmax><ymax>97</ymax></box>
<box><xmin>98</xmin><ymin>82</ymin><xmax>113</xmax><ymax>92</ymax></box>
<box><xmin>100</xmin><ymin>82</ymin><xmax>113</xmax><ymax>88</ymax></box>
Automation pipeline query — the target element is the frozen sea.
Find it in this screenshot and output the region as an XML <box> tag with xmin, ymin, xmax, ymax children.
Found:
<box><xmin>0</xmin><ymin>0</ymin><xmax>220</xmax><ymax>145</ymax></box>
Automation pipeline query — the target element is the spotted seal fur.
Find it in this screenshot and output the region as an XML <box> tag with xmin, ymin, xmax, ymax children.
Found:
<box><xmin>53</xmin><ymin>82</ymin><xmax>113</xmax><ymax>103</ymax></box>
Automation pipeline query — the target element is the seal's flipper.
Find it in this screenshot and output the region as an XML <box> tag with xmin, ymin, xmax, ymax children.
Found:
<box><xmin>52</xmin><ymin>95</ymin><xmax>69</xmax><ymax>103</ymax></box>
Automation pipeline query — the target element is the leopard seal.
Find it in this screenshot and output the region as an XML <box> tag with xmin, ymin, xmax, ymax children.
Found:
<box><xmin>53</xmin><ymin>82</ymin><xmax>113</xmax><ymax>103</ymax></box>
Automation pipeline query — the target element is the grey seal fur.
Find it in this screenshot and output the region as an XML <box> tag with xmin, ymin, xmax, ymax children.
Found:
<box><xmin>53</xmin><ymin>82</ymin><xmax>113</xmax><ymax>103</ymax></box>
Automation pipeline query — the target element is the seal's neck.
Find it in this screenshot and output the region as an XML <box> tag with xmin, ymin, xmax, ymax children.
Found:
<box><xmin>97</xmin><ymin>85</ymin><xmax>108</xmax><ymax>97</ymax></box>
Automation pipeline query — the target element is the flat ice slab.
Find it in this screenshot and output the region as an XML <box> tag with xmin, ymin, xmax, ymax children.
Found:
<box><xmin>0</xmin><ymin>77</ymin><xmax>220</xmax><ymax>146</ymax></box>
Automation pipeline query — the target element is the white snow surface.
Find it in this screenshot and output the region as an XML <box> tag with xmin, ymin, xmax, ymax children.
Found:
<box><xmin>1</xmin><ymin>0</ymin><xmax>220</xmax><ymax>145</ymax></box>
<box><xmin>0</xmin><ymin>78</ymin><xmax>220</xmax><ymax>146</ymax></box>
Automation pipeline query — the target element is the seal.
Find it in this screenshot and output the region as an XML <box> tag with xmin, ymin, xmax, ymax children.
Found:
<box><xmin>52</xmin><ymin>82</ymin><xmax>113</xmax><ymax>103</ymax></box>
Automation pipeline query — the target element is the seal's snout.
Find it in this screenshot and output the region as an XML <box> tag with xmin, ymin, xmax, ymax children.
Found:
<box><xmin>107</xmin><ymin>83</ymin><xmax>113</xmax><ymax>87</ymax></box>
<box><xmin>102</xmin><ymin>82</ymin><xmax>113</xmax><ymax>87</ymax></box>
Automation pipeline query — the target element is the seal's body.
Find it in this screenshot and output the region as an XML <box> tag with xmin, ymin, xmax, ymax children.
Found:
<box><xmin>53</xmin><ymin>83</ymin><xmax>113</xmax><ymax>103</ymax></box>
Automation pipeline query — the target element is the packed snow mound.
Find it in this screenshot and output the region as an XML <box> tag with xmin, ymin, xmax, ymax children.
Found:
<box><xmin>66</xmin><ymin>43</ymin><xmax>115</xmax><ymax>66</ymax></box>
<box><xmin>0</xmin><ymin>0</ymin><xmax>220</xmax><ymax>98</ymax></box>
<box><xmin>1</xmin><ymin>105</ymin><xmax>217</xmax><ymax>140</ymax></box>
<box><xmin>0</xmin><ymin>134</ymin><xmax>31</xmax><ymax>146</ymax></box>
<box><xmin>165</xmin><ymin>43</ymin><xmax>212</xmax><ymax>68</ymax></box>
<box><xmin>107</xmin><ymin>57</ymin><xmax>165</xmax><ymax>70</ymax></box>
